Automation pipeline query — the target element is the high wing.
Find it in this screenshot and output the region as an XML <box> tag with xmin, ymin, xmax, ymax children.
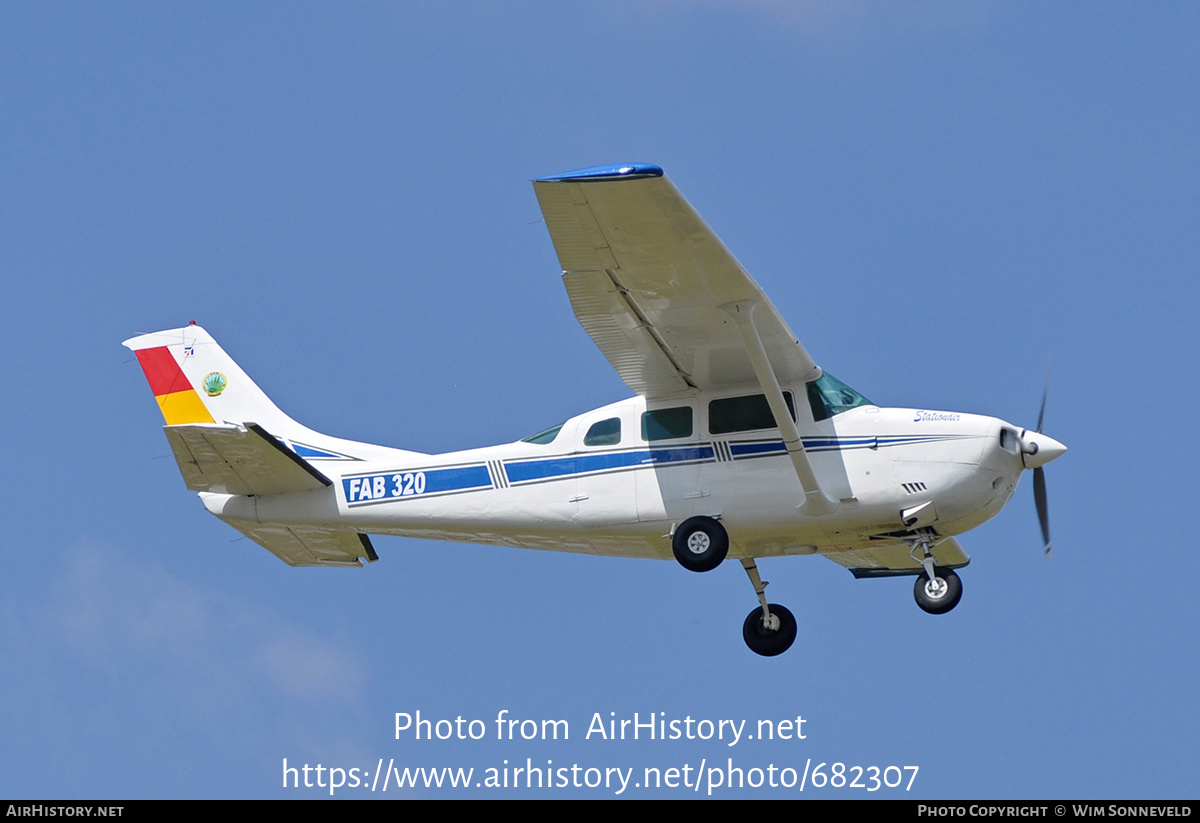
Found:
<box><xmin>533</xmin><ymin>164</ymin><xmax>821</xmax><ymax>399</ymax></box>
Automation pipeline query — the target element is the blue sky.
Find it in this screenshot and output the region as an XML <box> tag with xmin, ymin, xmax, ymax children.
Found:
<box><xmin>1</xmin><ymin>2</ymin><xmax>1196</xmax><ymax>798</ymax></box>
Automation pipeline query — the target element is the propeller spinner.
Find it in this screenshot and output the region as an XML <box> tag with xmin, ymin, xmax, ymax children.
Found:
<box><xmin>1019</xmin><ymin>383</ymin><xmax>1066</xmax><ymax>557</ymax></box>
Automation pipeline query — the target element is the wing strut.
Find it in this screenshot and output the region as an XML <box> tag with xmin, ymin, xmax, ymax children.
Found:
<box><xmin>723</xmin><ymin>300</ymin><xmax>838</xmax><ymax>516</ymax></box>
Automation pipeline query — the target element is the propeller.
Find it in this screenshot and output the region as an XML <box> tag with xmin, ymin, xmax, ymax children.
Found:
<box><xmin>1020</xmin><ymin>370</ymin><xmax>1065</xmax><ymax>559</ymax></box>
<box><xmin>1033</xmin><ymin>463</ymin><xmax>1050</xmax><ymax>558</ymax></box>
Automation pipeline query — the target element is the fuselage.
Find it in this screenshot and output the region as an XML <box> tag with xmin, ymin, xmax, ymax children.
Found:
<box><xmin>202</xmin><ymin>387</ymin><xmax>1029</xmax><ymax>563</ymax></box>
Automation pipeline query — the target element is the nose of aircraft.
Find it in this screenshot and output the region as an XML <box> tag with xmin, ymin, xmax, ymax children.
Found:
<box><xmin>1020</xmin><ymin>430</ymin><xmax>1067</xmax><ymax>469</ymax></box>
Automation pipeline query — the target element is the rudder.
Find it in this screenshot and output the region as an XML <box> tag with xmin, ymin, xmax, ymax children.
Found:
<box><xmin>124</xmin><ymin>322</ymin><xmax>304</xmax><ymax>437</ymax></box>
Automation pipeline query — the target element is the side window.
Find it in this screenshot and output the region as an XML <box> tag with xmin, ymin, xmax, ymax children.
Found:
<box><xmin>642</xmin><ymin>407</ymin><xmax>693</xmax><ymax>441</ymax></box>
<box><xmin>583</xmin><ymin>417</ymin><xmax>621</xmax><ymax>446</ymax></box>
<box><xmin>708</xmin><ymin>393</ymin><xmax>795</xmax><ymax>435</ymax></box>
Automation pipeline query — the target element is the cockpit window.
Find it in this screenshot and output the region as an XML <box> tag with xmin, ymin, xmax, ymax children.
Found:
<box><xmin>805</xmin><ymin>372</ymin><xmax>874</xmax><ymax>421</ymax></box>
<box><xmin>521</xmin><ymin>423</ymin><xmax>564</xmax><ymax>444</ymax></box>
<box><xmin>584</xmin><ymin>417</ymin><xmax>621</xmax><ymax>446</ymax></box>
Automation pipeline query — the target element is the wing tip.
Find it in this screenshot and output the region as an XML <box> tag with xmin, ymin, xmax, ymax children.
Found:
<box><xmin>534</xmin><ymin>163</ymin><xmax>663</xmax><ymax>183</ymax></box>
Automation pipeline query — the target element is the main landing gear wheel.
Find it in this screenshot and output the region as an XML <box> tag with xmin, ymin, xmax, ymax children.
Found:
<box><xmin>671</xmin><ymin>516</ymin><xmax>729</xmax><ymax>572</ymax></box>
<box><xmin>742</xmin><ymin>603</ymin><xmax>797</xmax><ymax>657</ymax></box>
<box><xmin>913</xmin><ymin>567</ymin><xmax>963</xmax><ymax>614</ymax></box>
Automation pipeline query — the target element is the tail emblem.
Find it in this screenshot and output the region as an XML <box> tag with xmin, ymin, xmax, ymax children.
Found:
<box><xmin>203</xmin><ymin>372</ymin><xmax>228</xmax><ymax>396</ymax></box>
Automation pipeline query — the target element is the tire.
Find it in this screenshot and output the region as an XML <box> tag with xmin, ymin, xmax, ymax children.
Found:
<box><xmin>913</xmin><ymin>567</ymin><xmax>963</xmax><ymax>614</ymax></box>
<box><xmin>742</xmin><ymin>603</ymin><xmax>797</xmax><ymax>657</ymax></box>
<box><xmin>671</xmin><ymin>516</ymin><xmax>729</xmax><ymax>573</ymax></box>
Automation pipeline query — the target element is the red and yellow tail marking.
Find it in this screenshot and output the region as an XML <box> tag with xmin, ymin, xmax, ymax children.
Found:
<box><xmin>134</xmin><ymin>346</ymin><xmax>215</xmax><ymax>425</ymax></box>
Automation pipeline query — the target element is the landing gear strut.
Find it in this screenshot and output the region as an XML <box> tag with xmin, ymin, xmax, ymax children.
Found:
<box><xmin>739</xmin><ymin>558</ymin><xmax>797</xmax><ymax>656</ymax></box>
<box><xmin>908</xmin><ymin>536</ymin><xmax>963</xmax><ymax>614</ymax></box>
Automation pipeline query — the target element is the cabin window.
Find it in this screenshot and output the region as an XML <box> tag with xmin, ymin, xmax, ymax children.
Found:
<box><xmin>805</xmin><ymin>372</ymin><xmax>874</xmax><ymax>421</ymax></box>
<box><xmin>584</xmin><ymin>417</ymin><xmax>621</xmax><ymax>446</ymax></box>
<box><xmin>709</xmin><ymin>392</ymin><xmax>795</xmax><ymax>435</ymax></box>
<box><xmin>641</xmin><ymin>407</ymin><xmax>693</xmax><ymax>441</ymax></box>
<box><xmin>521</xmin><ymin>423</ymin><xmax>564</xmax><ymax>445</ymax></box>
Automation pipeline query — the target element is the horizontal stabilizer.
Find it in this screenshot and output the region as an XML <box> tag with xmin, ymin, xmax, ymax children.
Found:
<box><xmin>823</xmin><ymin>537</ymin><xmax>971</xmax><ymax>577</ymax></box>
<box><xmin>165</xmin><ymin>422</ymin><xmax>331</xmax><ymax>496</ymax></box>
<box><xmin>216</xmin><ymin>517</ymin><xmax>377</xmax><ymax>567</ymax></box>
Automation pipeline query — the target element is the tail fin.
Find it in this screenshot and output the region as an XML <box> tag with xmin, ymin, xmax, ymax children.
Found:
<box><xmin>126</xmin><ymin>323</ymin><xmax>391</xmax><ymax>567</ymax></box>
<box><xmin>123</xmin><ymin>322</ymin><xmax>306</xmax><ymax>437</ymax></box>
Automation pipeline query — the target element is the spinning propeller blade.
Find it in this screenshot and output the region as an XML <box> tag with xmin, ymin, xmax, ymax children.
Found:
<box><xmin>1036</xmin><ymin>369</ymin><xmax>1049</xmax><ymax>435</ymax></box>
<box><xmin>1034</xmin><ymin>466</ymin><xmax>1051</xmax><ymax>558</ymax></box>
<box><xmin>1031</xmin><ymin>367</ymin><xmax>1055</xmax><ymax>559</ymax></box>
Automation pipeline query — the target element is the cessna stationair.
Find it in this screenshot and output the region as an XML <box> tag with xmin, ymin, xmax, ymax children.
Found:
<box><xmin>126</xmin><ymin>163</ymin><xmax>1066</xmax><ymax>656</ymax></box>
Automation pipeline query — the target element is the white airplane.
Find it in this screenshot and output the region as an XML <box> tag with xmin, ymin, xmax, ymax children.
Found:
<box><xmin>125</xmin><ymin>163</ymin><xmax>1066</xmax><ymax>656</ymax></box>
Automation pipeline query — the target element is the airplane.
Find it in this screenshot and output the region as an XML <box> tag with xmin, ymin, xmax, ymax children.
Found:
<box><xmin>124</xmin><ymin>163</ymin><xmax>1066</xmax><ymax>657</ymax></box>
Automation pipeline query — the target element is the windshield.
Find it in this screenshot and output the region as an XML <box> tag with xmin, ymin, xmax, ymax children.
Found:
<box><xmin>805</xmin><ymin>372</ymin><xmax>874</xmax><ymax>421</ymax></box>
<box><xmin>521</xmin><ymin>423</ymin><xmax>565</xmax><ymax>445</ymax></box>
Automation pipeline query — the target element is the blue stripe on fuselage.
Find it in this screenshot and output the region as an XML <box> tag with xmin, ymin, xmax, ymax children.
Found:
<box><xmin>729</xmin><ymin>441</ymin><xmax>786</xmax><ymax>458</ymax></box>
<box><xmin>342</xmin><ymin>464</ymin><xmax>492</xmax><ymax>505</ymax></box>
<box><xmin>505</xmin><ymin>445</ymin><xmax>715</xmax><ymax>485</ymax></box>
<box><xmin>340</xmin><ymin>434</ymin><xmax>966</xmax><ymax>505</ymax></box>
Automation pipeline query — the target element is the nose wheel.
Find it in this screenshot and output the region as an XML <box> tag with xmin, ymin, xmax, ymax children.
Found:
<box><xmin>739</xmin><ymin>558</ymin><xmax>797</xmax><ymax>656</ymax></box>
<box><xmin>913</xmin><ymin>568</ymin><xmax>962</xmax><ymax>614</ymax></box>
<box><xmin>907</xmin><ymin>536</ymin><xmax>964</xmax><ymax>614</ymax></box>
